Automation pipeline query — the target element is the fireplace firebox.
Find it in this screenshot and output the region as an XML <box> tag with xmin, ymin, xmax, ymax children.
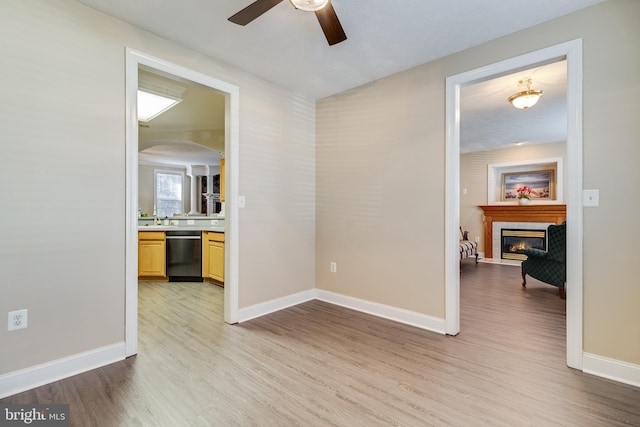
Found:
<box><xmin>501</xmin><ymin>229</ymin><xmax>546</xmax><ymax>260</ymax></box>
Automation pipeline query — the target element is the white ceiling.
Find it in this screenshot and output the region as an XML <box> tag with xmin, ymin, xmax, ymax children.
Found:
<box><xmin>138</xmin><ymin>69</ymin><xmax>226</xmax><ymax>166</ymax></box>
<box><xmin>138</xmin><ymin>141</ymin><xmax>222</xmax><ymax>166</ymax></box>
<box><xmin>461</xmin><ymin>60</ymin><xmax>567</xmax><ymax>153</ymax></box>
<box><xmin>88</xmin><ymin>0</ymin><xmax>584</xmax><ymax>159</ymax></box>
<box><xmin>74</xmin><ymin>0</ymin><xmax>603</xmax><ymax>100</ymax></box>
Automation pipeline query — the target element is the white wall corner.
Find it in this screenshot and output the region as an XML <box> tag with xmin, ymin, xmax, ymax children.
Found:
<box><xmin>315</xmin><ymin>289</ymin><xmax>446</xmax><ymax>335</ymax></box>
<box><xmin>237</xmin><ymin>289</ymin><xmax>316</xmax><ymax>323</ymax></box>
<box><xmin>582</xmin><ymin>353</ymin><xmax>640</xmax><ymax>388</ymax></box>
<box><xmin>0</xmin><ymin>343</ymin><xmax>125</xmax><ymax>399</ymax></box>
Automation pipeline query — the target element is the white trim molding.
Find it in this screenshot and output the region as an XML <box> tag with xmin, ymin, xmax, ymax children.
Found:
<box><xmin>445</xmin><ymin>39</ymin><xmax>584</xmax><ymax>368</ymax></box>
<box><xmin>125</xmin><ymin>48</ymin><xmax>241</xmax><ymax>358</ymax></box>
<box><xmin>315</xmin><ymin>290</ymin><xmax>446</xmax><ymax>334</ymax></box>
<box><xmin>238</xmin><ymin>290</ymin><xmax>316</xmax><ymax>322</ymax></box>
<box><xmin>0</xmin><ymin>343</ymin><xmax>125</xmax><ymax>399</ymax></box>
<box><xmin>583</xmin><ymin>353</ymin><xmax>640</xmax><ymax>388</ymax></box>
<box><xmin>487</xmin><ymin>157</ymin><xmax>563</xmax><ymax>205</ymax></box>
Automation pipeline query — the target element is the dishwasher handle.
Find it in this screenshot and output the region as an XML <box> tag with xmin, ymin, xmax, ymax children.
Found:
<box><xmin>166</xmin><ymin>235</ymin><xmax>201</xmax><ymax>240</ymax></box>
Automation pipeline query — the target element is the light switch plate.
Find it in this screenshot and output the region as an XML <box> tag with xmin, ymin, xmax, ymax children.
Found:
<box><xmin>238</xmin><ymin>196</ymin><xmax>246</xmax><ymax>208</ymax></box>
<box><xmin>583</xmin><ymin>189</ymin><xmax>599</xmax><ymax>207</ymax></box>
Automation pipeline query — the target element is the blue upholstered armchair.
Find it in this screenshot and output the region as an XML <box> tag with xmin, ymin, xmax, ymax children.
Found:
<box><xmin>521</xmin><ymin>222</ymin><xmax>566</xmax><ymax>299</ymax></box>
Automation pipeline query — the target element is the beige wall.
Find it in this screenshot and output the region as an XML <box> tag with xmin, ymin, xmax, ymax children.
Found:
<box><xmin>317</xmin><ymin>0</ymin><xmax>640</xmax><ymax>364</ymax></box>
<box><xmin>0</xmin><ymin>0</ymin><xmax>315</xmax><ymax>374</ymax></box>
<box><xmin>460</xmin><ymin>142</ymin><xmax>567</xmax><ymax>254</ymax></box>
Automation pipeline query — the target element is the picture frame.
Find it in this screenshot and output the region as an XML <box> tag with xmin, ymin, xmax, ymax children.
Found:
<box><xmin>501</xmin><ymin>170</ymin><xmax>555</xmax><ymax>201</ymax></box>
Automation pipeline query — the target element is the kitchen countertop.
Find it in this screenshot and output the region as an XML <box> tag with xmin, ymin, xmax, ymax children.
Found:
<box><xmin>138</xmin><ymin>225</ymin><xmax>225</xmax><ymax>232</ymax></box>
<box><xmin>139</xmin><ymin>214</ymin><xmax>225</xmax><ymax>218</ymax></box>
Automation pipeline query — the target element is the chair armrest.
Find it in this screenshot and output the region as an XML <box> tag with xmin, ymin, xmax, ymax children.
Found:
<box><xmin>523</xmin><ymin>248</ymin><xmax>548</xmax><ymax>259</ymax></box>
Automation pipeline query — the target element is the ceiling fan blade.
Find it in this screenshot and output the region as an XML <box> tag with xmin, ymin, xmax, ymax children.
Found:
<box><xmin>315</xmin><ymin>2</ymin><xmax>347</xmax><ymax>46</ymax></box>
<box><xmin>228</xmin><ymin>0</ymin><xmax>284</xmax><ymax>26</ymax></box>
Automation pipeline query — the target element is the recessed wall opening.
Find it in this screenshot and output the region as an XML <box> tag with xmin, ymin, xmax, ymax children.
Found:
<box><xmin>445</xmin><ymin>39</ymin><xmax>584</xmax><ymax>368</ymax></box>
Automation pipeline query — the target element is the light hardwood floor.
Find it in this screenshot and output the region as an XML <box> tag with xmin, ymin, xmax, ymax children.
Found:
<box><xmin>3</xmin><ymin>262</ymin><xmax>639</xmax><ymax>426</ymax></box>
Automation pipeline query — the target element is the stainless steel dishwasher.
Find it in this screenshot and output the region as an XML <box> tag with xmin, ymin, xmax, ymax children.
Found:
<box><xmin>165</xmin><ymin>230</ymin><xmax>202</xmax><ymax>281</ymax></box>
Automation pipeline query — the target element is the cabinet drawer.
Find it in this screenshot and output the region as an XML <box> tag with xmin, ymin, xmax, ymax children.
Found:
<box><xmin>138</xmin><ymin>231</ymin><xmax>165</xmax><ymax>240</ymax></box>
<box><xmin>208</xmin><ymin>232</ymin><xmax>224</xmax><ymax>243</ymax></box>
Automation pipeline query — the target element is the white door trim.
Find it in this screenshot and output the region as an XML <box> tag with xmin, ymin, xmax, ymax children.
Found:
<box><xmin>125</xmin><ymin>48</ymin><xmax>240</xmax><ymax>357</ymax></box>
<box><xmin>444</xmin><ymin>39</ymin><xmax>584</xmax><ymax>369</ymax></box>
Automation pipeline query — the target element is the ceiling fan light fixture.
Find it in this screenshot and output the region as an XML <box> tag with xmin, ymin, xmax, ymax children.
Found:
<box><xmin>289</xmin><ymin>0</ymin><xmax>329</xmax><ymax>12</ymax></box>
<box><xmin>507</xmin><ymin>77</ymin><xmax>543</xmax><ymax>109</ymax></box>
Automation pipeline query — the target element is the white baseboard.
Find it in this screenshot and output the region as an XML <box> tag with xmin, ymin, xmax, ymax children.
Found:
<box><xmin>315</xmin><ymin>289</ymin><xmax>446</xmax><ymax>334</ymax></box>
<box><xmin>583</xmin><ymin>352</ymin><xmax>640</xmax><ymax>388</ymax></box>
<box><xmin>0</xmin><ymin>342</ymin><xmax>125</xmax><ymax>399</ymax></box>
<box><xmin>237</xmin><ymin>289</ymin><xmax>316</xmax><ymax>322</ymax></box>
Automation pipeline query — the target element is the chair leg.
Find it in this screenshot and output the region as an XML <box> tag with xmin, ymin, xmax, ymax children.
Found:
<box><xmin>474</xmin><ymin>253</ymin><xmax>478</xmax><ymax>264</ymax></box>
<box><xmin>521</xmin><ymin>271</ymin><xmax>527</xmax><ymax>287</ymax></box>
<box><xmin>559</xmin><ymin>288</ymin><xmax>566</xmax><ymax>299</ymax></box>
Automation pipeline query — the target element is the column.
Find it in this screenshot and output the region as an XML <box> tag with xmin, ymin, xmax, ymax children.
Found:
<box><xmin>186</xmin><ymin>166</ymin><xmax>199</xmax><ymax>215</ymax></box>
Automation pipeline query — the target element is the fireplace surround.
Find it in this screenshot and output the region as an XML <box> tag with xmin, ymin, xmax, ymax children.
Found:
<box><xmin>478</xmin><ymin>205</ymin><xmax>566</xmax><ymax>259</ymax></box>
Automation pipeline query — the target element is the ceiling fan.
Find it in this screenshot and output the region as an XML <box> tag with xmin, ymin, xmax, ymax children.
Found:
<box><xmin>228</xmin><ymin>0</ymin><xmax>347</xmax><ymax>46</ymax></box>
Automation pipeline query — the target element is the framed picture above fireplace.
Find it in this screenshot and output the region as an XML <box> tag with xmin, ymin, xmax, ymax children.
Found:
<box><xmin>501</xmin><ymin>170</ymin><xmax>555</xmax><ymax>201</ymax></box>
<box><xmin>487</xmin><ymin>157</ymin><xmax>563</xmax><ymax>205</ymax></box>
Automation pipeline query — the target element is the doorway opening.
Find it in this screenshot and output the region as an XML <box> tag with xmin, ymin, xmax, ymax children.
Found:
<box><xmin>125</xmin><ymin>49</ymin><xmax>240</xmax><ymax>357</ymax></box>
<box><xmin>445</xmin><ymin>40</ymin><xmax>584</xmax><ymax>369</ymax></box>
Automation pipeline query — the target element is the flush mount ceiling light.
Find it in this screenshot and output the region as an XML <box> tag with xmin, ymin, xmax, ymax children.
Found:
<box><xmin>507</xmin><ymin>77</ymin><xmax>544</xmax><ymax>109</ymax></box>
<box><xmin>138</xmin><ymin>74</ymin><xmax>186</xmax><ymax>122</ymax></box>
<box><xmin>137</xmin><ymin>89</ymin><xmax>182</xmax><ymax>122</ymax></box>
<box><xmin>289</xmin><ymin>0</ymin><xmax>329</xmax><ymax>11</ymax></box>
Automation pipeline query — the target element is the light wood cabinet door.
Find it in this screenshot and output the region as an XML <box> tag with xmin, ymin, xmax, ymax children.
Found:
<box><xmin>202</xmin><ymin>231</ymin><xmax>224</xmax><ymax>284</ymax></box>
<box><xmin>202</xmin><ymin>231</ymin><xmax>209</xmax><ymax>278</ymax></box>
<box><xmin>208</xmin><ymin>240</ymin><xmax>224</xmax><ymax>282</ymax></box>
<box><xmin>138</xmin><ymin>232</ymin><xmax>166</xmax><ymax>279</ymax></box>
<box><xmin>220</xmin><ymin>158</ymin><xmax>225</xmax><ymax>203</ymax></box>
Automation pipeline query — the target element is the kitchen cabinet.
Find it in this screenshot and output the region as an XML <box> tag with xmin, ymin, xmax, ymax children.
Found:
<box><xmin>202</xmin><ymin>231</ymin><xmax>224</xmax><ymax>285</ymax></box>
<box><xmin>220</xmin><ymin>158</ymin><xmax>225</xmax><ymax>203</ymax></box>
<box><xmin>138</xmin><ymin>231</ymin><xmax>167</xmax><ymax>281</ymax></box>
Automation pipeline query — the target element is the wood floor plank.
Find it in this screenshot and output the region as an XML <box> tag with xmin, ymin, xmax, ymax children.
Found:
<box><xmin>2</xmin><ymin>265</ymin><xmax>639</xmax><ymax>426</ymax></box>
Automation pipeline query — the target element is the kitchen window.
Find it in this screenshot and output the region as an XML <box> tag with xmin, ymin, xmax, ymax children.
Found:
<box><xmin>155</xmin><ymin>170</ymin><xmax>184</xmax><ymax>217</ymax></box>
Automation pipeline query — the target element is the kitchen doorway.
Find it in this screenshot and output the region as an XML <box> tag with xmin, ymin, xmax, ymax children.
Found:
<box><xmin>444</xmin><ymin>39</ymin><xmax>584</xmax><ymax>369</ymax></box>
<box><xmin>125</xmin><ymin>49</ymin><xmax>240</xmax><ymax>357</ymax></box>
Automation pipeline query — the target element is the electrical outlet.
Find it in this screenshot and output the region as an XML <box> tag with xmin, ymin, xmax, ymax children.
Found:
<box><xmin>330</xmin><ymin>262</ymin><xmax>337</xmax><ymax>273</ymax></box>
<box><xmin>8</xmin><ymin>309</ymin><xmax>28</xmax><ymax>331</ymax></box>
